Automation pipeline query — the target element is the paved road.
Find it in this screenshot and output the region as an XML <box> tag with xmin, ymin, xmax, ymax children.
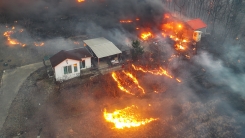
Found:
<box><xmin>0</xmin><ymin>62</ymin><xmax>43</xmax><ymax>131</ymax></box>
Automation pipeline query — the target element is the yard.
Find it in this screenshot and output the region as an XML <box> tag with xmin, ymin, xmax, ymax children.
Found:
<box><xmin>1</xmin><ymin>59</ymin><xmax>244</xmax><ymax>137</ymax></box>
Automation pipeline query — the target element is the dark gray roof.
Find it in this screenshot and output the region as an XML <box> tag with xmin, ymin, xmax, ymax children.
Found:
<box><xmin>50</xmin><ymin>47</ymin><xmax>92</xmax><ymax>67</ymax></box>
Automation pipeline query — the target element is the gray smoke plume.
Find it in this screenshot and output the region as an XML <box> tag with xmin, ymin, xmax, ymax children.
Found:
<box><xmin>1</xmin><ymin>0</ymin><xmax>245</xmax><ymax>137</ymax></box>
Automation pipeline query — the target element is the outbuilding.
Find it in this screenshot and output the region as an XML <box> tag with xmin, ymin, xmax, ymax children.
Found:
<box><xmin>83</xmin><ymin>37</ymin><xmax>122</xmax><ymax>66</ymax></box>
<box><xmin>186</xmin><ymin>18</ymin><xmax>207</xmax><ymax>42</ymax></box>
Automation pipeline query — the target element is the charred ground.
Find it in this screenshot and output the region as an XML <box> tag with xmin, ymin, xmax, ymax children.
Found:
<box><xmin>1</xmin><ymin>55</ymin><xmax>245</xmax><ymax>137</ymax></box>
<box><xmin>0</xmin><ymin>0</ymin><xmax>245</xmax><ymax>138</ymax></box>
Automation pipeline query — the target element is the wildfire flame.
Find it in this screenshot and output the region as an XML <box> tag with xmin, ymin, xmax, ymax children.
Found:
<box><xmin>120</xmin><ymin>20</ymin><xmax>133</xmax><ymax>23</ymax></box>
<box><xmin>3</xmin><ymin>27</ymin><xmax>46</xmax><ymax>47</ymax></box>
<box><xmin>132</xmin><ymin>64</ymin><xmax>173</xmax><ymax>79</ymax></box>
<box><xmin>122</xmin><ymin>71</ymin><xmax>145</xmax><ymax>94</ymax></box>
<box><xmin>176</xmin><ymin>78</ymin><xmax>182</xmax><ymax>83</ymax></box>
<box><xmin>132</xmin><ymin>64</ymin><xmax>181</xmax><ymax>83</ymax></box>
<box><xmin>104</xmin><ymin>105</ymin><xmax>158</xmax><ymax>129</ymax></box>
<box><xmin>164</xmin><ymin>13</ymin><xmax>170</xmax><ymax>19</ymax></box>
<box><xmin>3</xmin><ymin>30</ymin><xmax>26</xmax><ymax>47</ymax></box>
<box><xmin>34</xmin><ymin>42</ymin><xmax>45</xmax><ymax>47</ymax></box>
<box><xmin>112</xmin><ymin>72</ymin><xmax>135</xmax><ymax>95</ymax></box>
<box><xmin>140</xmin><ymin>32</ymin><xmax>153</xmax><ymax>40</ymax></box>
<box><xmin>161</xmin><ymin>21</ymin><xmax>190</xmax><ymax>51</ymax></box>
<box><xmin>77</xmin><ymin>0</ymin><xmax>85</xmax><ymax>2</ymax></box>
<box><xmin>111</xmin><ymin>71</ymin><xmax>145</xmax><ymax>95</ymax></box>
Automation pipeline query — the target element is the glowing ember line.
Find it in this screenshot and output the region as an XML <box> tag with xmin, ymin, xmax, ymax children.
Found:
<box><xmin>159</xmin><ymin>67</ymin><xmax>173</xmax><ymax>78</ymax></box>
<box><xmin>132</xmin><ymin>64</ymin><xmax>182</xmax><ymax>83</ymax></box>
<box><xmin>104</xmin><ymin>105</ymin><xmax>158</xmax><ymax>129</ymax></box>
<box><xmin>122</xmin><ymin>71</ymin><xmax>145</xmax><ymax>94</ymax></box>
<box><xmin>132</xmin><ymin>64</ymin><xmax>173</xmax><ymax>79</ymax></box>
<box><xmin>176</xmin><ymin>78</ymin><xmax>182</xmax><ymax>82</ymax></box>
<box><xmin>34</xmin><ymin>42</ymin><xmax>45</xmax><ymax>47</ymax></box>
<box><xmin>120</xmin><ymin>20</ymin><xmax>133</xmax><ymax>23</ymax></box>
<box><xmin>111</xmin><ymin>72</ymin><xmax>135</xmax><ymax>95</ymax></box>
<box><xmin>3</xmin><ymin>30</ymin><xmax>26</xmax><ymax>47</ymax></box>
<box><xmin>77</xmin><ymin>0</ymin><xmax>85</xmax><ymax>2</ymax></box>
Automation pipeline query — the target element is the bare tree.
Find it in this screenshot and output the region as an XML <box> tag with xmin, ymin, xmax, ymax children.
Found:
<box><xmin>173</xmin><ymin>0</ymin><xmax>187</xmax><ymax>18</ymax></box>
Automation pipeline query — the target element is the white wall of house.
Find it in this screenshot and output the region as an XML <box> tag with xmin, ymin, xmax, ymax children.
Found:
<box><xmin>81</xmin><ymin>57</ymin><xmax>92</xmax><ymax>70</ymax></box>
<box><xmin>54</xmin><ymin>57</ymin><xmax>91</xmax><ymax>81</ymax></box>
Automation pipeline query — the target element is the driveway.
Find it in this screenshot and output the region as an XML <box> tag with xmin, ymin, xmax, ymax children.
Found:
<box><xmin>0</xmin><ymin>62</ymin><xmax>43</xmax><ymax>131</ymax></box>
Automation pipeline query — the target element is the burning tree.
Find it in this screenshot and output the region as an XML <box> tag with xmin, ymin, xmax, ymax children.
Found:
<box><xmin>131</xmin><ymin>40</ymin><xmax>144</xmax><ymax>61</ymax></box>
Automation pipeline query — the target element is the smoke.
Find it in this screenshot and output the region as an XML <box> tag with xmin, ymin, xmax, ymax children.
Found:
<box><xmin>0</xmin><ymin>0</ymin><xmax>167</xmax><ymax>49</ymax></box>
<box><xmin>195</xmin><ymin>51</ymin><xmax>245</xmax><ymax>95</ymax></box>
<box><xmin>1</xmin><ymin>0</ymin><xmax>245</xmax><ymax>137</ymax></box>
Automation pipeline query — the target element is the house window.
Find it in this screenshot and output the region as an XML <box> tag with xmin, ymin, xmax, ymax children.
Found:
<box><xmin>64</xmin><ymin>65</ymin><xmax>72</xmax><ymax>74</ymax></box>
<box><xmin>74</xmin><ymin>64</ymin><xmax>78</xmax><ymax>72</ymax></box>
<box><xmin>80</xmin><ymin>60</ymin><xmax>85</xmax><ymax>69</ymax></box>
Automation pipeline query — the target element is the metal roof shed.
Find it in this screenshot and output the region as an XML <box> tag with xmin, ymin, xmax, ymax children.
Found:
<box><xmin>83</xmin><ymin>37</ymin><xmax>122</xmax><ymax>64</ymax></box>
<box><xmin>186</xmin><ymin>18</ymin><xmax>207</xmax><ymax>33</ymax></box>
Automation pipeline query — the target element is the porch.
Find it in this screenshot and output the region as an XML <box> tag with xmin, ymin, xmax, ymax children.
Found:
<box><xmin>80</xmin><ymin>55</ymin><xmax>124</xmax><ymax>78</ymax></box>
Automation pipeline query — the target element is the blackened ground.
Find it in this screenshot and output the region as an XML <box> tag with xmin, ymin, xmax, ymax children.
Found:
<box><xmin>0</xmin><ymin>60</ymin><xmax>245</xmax><ymax>137</ymax></box>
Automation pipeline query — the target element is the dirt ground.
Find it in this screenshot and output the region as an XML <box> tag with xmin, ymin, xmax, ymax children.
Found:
<box><xmin>0</xmin><ymin>27</ymin><xmax>45</xmax><ymax>85</ymax></box>
<box><xmin>0</xmin><ymin>25</ymin><xmax>244</xmax><ymax>137</ymax></box>
<box><xmin>0</xmin><ymin>64</ymin><xmax>244</xmax><ymax>138</ymax></box>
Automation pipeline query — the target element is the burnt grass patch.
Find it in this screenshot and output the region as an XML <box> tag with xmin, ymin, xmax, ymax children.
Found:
<box><xmin>0</xmin><ymin>60</ymin><xmax>245</xmax><ymax>137</ymax></box>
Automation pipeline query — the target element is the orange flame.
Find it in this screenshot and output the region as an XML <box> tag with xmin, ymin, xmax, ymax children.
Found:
<box><xmin>77</xmin><ymin>0</ymin><xmax>85</xmax><ymax>2</ymax></box>
<box><xmin>161</xmin><ymin>21</ymin><xmax>190</xmax><ymax>51</ymax></box>
<box><xmin>140</xmin><ymin>32</ymin><xmax>153</xmax><ymax>40</ymax></box>
<box><xmin>176</xmin><ymin>78</ymin><xmax>182</xmax><ymax>83</ymax></box>
<box><xmin>132</xmin><ymin>64</ymin><xmax>181</xmax><ymax>82</ymax></box>
<box><xmin>122</xmin><ymin>71</ymin><xmax>145</xmax><ymax>94</ymax></box>
<box><xmin>120</xmin><ymin>20</ymin><xmax>133</xmax><ymax>23</ymax></box>
<box><xmin>112</xmin><ymin>72</ymin><xmax>135</xmax><ymax>95</ymax></box>
<box><xmin>111</xmin><ymin>71</ymin><xmax>145</xmax><ymax>95</ymax></box>
<box><xmin>104</xmin><ymin>105</ymin><xmax>158</xmax><ymax>129</ymax></box>
<box><xmin>164</xmin><ymin>13</ymin><xmax>170</xmax><ymax>19</ymax></box>
<box><xmin>175</xmin><ymin>43</ymin><xmax>185</xmax><ymax>50</ymax></box>
<box><xmin>34</xmin><ymin>42</ymin><xmax>45</xmax><ymax>47</ymax></box>
<box><xmin>132</xmin><ymin>64</ymin><xmax>173</xmax><ymax>79</ymax></box>
<box><xmin>3</xmin><ymin>30</ymin><xmax>26</xmax><ymax>47</ymax></box>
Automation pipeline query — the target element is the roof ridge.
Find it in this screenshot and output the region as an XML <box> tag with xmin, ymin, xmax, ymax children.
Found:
<box><xmin>65</xmin><ymin>47</ymin><xmax>85</xmax><ymax>51</ymax></box>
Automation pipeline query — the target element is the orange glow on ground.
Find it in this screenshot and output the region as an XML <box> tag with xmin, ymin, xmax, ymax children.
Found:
<box><xmin>111</xmin><ymin>71</ymin><xmax>145</xmax><ymax>95</ymax></box>
<box><xmin>3</xmin><ymin>29</ymin><xmax>26</xmax><ymax>47</ymax></box>
<box><xmin>104</xmin><ymin>105</ymin><xmax>158</xmax><ymax>129</ymax></box>
<box><xmin>34</xmin><ymin>42</ymin><xmax>45</xmax><ymax>47</ymax></box>
<box><xmin>132</xmin><ymin>64</ymin><xmax>173</xmax><ymax>79</ymax></box>
<box><xmin>122</xmin><ymin>71</ymin><xmax>145</xmax><ymax>94</ymax></box>
<box><xmin>112</xmin><ymin>72</ymin><xmax>135</xmax><ymax>95</ymax></box>
<box><xmin>77</xmin><ymin>0</ymin><xmax>85</xmax><ymax>2</ymax></box>
<box><xmin>120</xmin><ymin>20</ymin><xmax>133</xmax><ymax>23</ymax></box>
<box><xmin>131</xmin><ymin>64</ymin><xmax>181</xmax><ymax>83</ymax></box>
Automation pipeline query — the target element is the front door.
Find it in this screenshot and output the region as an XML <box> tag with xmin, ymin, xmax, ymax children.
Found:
<box><xmin>80</xmin><ymin>60</ymin><xmax>85</xmax><ymax>69</ymax></box>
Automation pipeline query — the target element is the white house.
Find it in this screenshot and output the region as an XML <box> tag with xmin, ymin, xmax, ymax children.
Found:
<box><xmin>50</xmin><ymin>47</ymin><xmax>93</xmax><ymax>81</ymax></box>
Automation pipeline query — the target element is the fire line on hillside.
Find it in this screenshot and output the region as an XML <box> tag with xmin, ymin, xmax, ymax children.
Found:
<box><xmin>104</xmin><ymin>105</ymin><xmax>158</xmax><ymax>129</ymax></box>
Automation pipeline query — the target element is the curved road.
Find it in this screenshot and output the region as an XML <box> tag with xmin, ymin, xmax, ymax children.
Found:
<box><xmin>0</xmin><ymin>62</ymin><xmax>43</xmax><ymax>131</ymax></box>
